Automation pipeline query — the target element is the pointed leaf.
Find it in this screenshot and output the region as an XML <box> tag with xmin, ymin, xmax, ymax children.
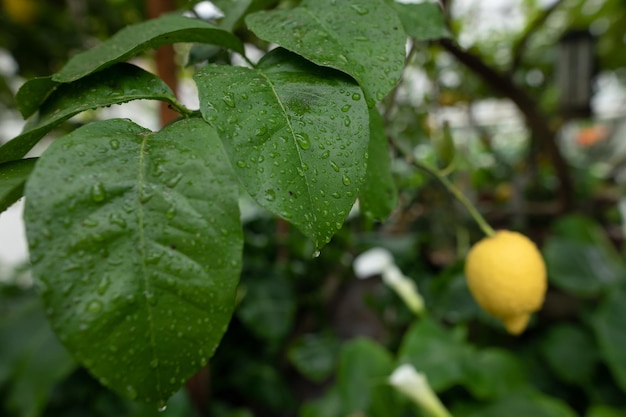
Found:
<box><xmin>338</xmin><ymin>338</ymin><xmax>401</xmax><ymax>417</ymax></box>
<box><xmin>0</xmin><ymin>63</ymin><xmax>177</xmax><ymax>164</ymax></box>
<box><xmin>591</xmin><ymin>287</ymin><xmax>626</xmax><ymax>392</ymax></box>
<box><xmin>15</xmin><ymin>76</ymin><xmax>58</xmax><ymax>119</ymax></box>
<box><xmin>0</xmin><ymin>158</ymin><xmax>36</xmax><ymax>214</ymax></box>
<box><xmin>0</xmin><ymin>295</ymin><xmax>76</xmax><ymax>417</ymax></box>
<box><xmin>54</xmin><ymin>14</ymin><xmax>244</xmax><ymax>83</ymax></box>
<box><xmin>24</xmin><ymin>118</ymin><xmax>243</xmax><ymax>405</ymax></box>
<box><xmin>392</xmin><ymin>2</ymin><xmax>452</xmax><ymax>42</ymax></box>
<box><xmin>246</xmin><ymin>0</ymin><xmax>406</xmax><ymax>104</ymax></box>
<box><xmin>359</xmin><ymin>108</ymin><xmax>397</xmax><ymax>220</ymax></box>
<box><xmin>194</xmin><ymin>49</ymin><xmax>369</xmax><ymax>248</ymax></box>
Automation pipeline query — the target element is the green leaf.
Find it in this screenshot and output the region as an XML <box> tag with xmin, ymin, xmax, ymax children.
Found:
<box><xmin>463</xmin><ymin>348</ymin><xmax>527</xmax><ymax>400</ymax></box>
<box><xmin>540</xmin><ymin>324</ymin><xmax>598</xmax><ymax>386</ymax></box>
<box><xmin>0</xmin><ymin>63</ymin><xmax>178</xmax><ymax>165</ymax></box>
<box><xmin>337</xmin><ymin>338</ymin><xmax>401</xmax><ymax>417</ymax></box>
<box><xmin>397</xmin><ymin>317</ymin><xmax>470</xmax><ymax>391</ymax></box>
<box><xmin>359</xmin><ymin>107</ymin><xmax>397</xmax><ymax>221</ymax></box>
<box><xmin>300</xmin><ymin>386</ymin><xmax>342</xmax><ymax>417</ymax></box>
<box><xmin>246</xmin><ymin>0</ymin><xmax>406</xmax><ymax>104</ymax></box>
<box><xmin>236</xmin><ymin>273</ymin><xmax>295</xmax><ymax>342</ymax></box>
<box><xmin>0</xmin><ymin>158</ymin><xmax>36</xmax><ymax>214</ymax></box>
<box><xmin>591</xmin><ymin>287</ymin><xmax>626</xmax><ymax>393</ymax></box>
<box><xmin>586</xmin><ymin>405</ymin><xmax>626</xmax><ymax>417</ymax></box>
<box><xmin>194</xmin><ymin>49</ymin><xmax>369</xmax><ymax>248</ymax></box>
<box><xmin>15</xmin><ymin>76</ymin><xmax>58</xmax><ymax>119</ymax></box>
<box><xmin>464</xmin><ymin>391</ymin><xmax>577</xmax><ymax>417</ymax></box>
<box><xmin>392</xmin><ymin>2</ymin><xmax>451</xmax><ymax>42</ymax></box>
<box><xmin>23</xmin><ymin>118</ymin><xmax>243</xmax><ymax>405</ymax></box>
<box><xmin>287</xmin><ymin>333</ymin><xmax>339</xmax><ymax>382</ymax></box>
<box><xmin>53</xmin><ymin>14</ymin><xmax>244</xmax><ymax>83</ymax></box>
<box><xmin>0</xmin><ymin>293</ymin><xmax>76</xmax><ymax>417</ymax></box>
<box><xmin>543</xmin><ymin>237</ymin><xmax>625</xmax><ymax>296</ymax></box>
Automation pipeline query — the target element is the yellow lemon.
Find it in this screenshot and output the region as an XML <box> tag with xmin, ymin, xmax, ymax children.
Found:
<box><xmin>465</xmin><ymin>230</ymin><xmax>547</xmax><ymax>335</ymax></box>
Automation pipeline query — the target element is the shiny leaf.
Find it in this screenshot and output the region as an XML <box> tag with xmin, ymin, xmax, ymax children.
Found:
<box><xmin>0</xmin><ymin>63</ymin><xmax>178</xmax><ymax>165</ymax></box>
<box><xmin>194</xmin><ymin>49</ymin><xmax>369</xmax><ymax>248</ymax></box>
<box><xmin>24</xmin><ymin>118</ymin><xmax>243</xmax><ymax>405</ymax></box>
<box><xmin>246</xmin><ymin>0</ymin><xmax>406</xmax><ymax>104</ymax></box>
<box><xmin>359</xmin><ymin>107</ymin><xmax>397</xmax><ymax>220</ymax></box>
<box><xmin>0</xmin><ymin>158</ymin><xmax>36</xmax><ymax>214</ymax></box>
<box><xmin>53</xmin><ymin>14</ymin><xmax>244</xmax><ymax>83</ymax></box>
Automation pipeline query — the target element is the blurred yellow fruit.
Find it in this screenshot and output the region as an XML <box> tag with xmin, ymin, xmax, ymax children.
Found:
<box><xmin>465</xmin><ymin>230</ymin><xmax>547</xmax><ymax>335</ymax></box>
<box><xmin>2</xmin><ymin>0</ymin><xmax>38</xmax><ymax>24</ymax></box>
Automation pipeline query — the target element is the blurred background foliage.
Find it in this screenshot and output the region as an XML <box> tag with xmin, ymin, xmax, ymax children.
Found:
<box><xmin>2</xmin><ymin>0</ymin><xmax>626</xmax><ymax>416</ymax></box>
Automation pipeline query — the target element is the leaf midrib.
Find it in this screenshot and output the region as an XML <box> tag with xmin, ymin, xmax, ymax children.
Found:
<box><xmin>258</xmin><ymin>70</ymin><xmax>316</xmax><ymax>239</ymax></box>
<box><xmin>136</xmin><ymin>136</ymin><xmax>162</xmax><ymax>398</ymax></box>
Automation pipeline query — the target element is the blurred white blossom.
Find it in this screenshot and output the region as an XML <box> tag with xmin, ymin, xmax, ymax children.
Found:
<box><xmin>389</xmin><ymin>364</ymin><xmax>452</xmax><ymax>417</ymax></box>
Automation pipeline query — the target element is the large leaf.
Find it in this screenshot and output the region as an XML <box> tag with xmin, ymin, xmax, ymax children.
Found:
<box><xmin>194</xmin><ymin>49</ymin><xmax>369</xmax><ymax>248</ymax></box>
<box><xmin>0</xmin><ymin>293</ymin><xmax>76</xmax><ymax>417</ymax></box>
<box><xmin>463</xmin><ymin>348</ymin><xmax>527</xmax><ymax>400</ymax></box>
<box><xmin>23</xmin><ymin>118</ymin><xmax>243</xmax><ymax>405</ymax></box>
<box><xmin>359</xmin><ymin>107</ymin><xmax>397</xmax><ymax>220</ymax></box>
<box><xmin>0</xmin><ymin>158</ymin><xmax>36</xmax><ymax>214</ymax></box>
<box><xmin>15</xmin><ymin>76</ymin><xmax>58</xmax><ymax>119</ymax></box>
<box><xmin>397</xmin><ymin>317</ymin><xmax>471</xmax><ymax>391</ymax></box>
<box><xmin>53</xmin><ymin>14</ymin><xmax>244</xmax><ymax>83</ymax></box>
<box><xmin>590</xmin><ymin>287</ymin><xmax>626</xmax><ymax>392</ymax></box>
<box><xmin>0</xmin><ymin>63</ymin><xmax>179</xmax><ymax>165</ymax></box>
<box><xmin>236</xmin><ymin>273</ymin><xmax>295</xmax><ymax>342</ymax></box>
<box><xmin>246</xmin><ymin>0</ymin><xmax>406</xmax><ymax>104</ymax></box>
<box><xmin>463</xmin><ymin>391</ymin><xmax>577</xmax><ymax>417</ymax></box>
<box><xmin>337</xmin><ymin>338</ymin><xmax>402</xmax><ymax>417</ymax></box>
<box><xmin>540</xmin><ymin>324</ymin><xmax>599</xmax><ymax>386</ymax></box>
<box><xmin>392</xmin><ymin>2</ymin><xmax>451</xmax><ymax>42</ymax></box>
<box><xmin>543</xmin><ymin>237</ymin><xmax>625</xmax><ymax>296</ymax></box>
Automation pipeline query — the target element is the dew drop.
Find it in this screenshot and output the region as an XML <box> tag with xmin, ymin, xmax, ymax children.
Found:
<box><xmin>91</xmin><ymin>182</ymin><xmax>106</xmax><ymax>202</ymax></box>
<box><xmin>109</xmin><ymin>213</ymin><xmax>127</xmax><ymax>228</ymax></box>
<box><xmin>351</xmin><ymin>4</ymin><xmax>369</xmax><ymax>14</ymax></box>
<box><xmin>331</xmin><ymin>192</ymin><xmax>341</xmax><ymax>199</ymax></box>
<box><xmin>236</xmin><ymin>160</ymin><xmax>246</xmax><ymax>168</ymax></box>
<box><xmin>321</xmin><ymin>150</ymin><xmax>330</xmax><ymax>159</ymax></box>
<box><xmin>166</xmin><ymin>206</ymin><xmax>176</xmax><ymax>219</ymax></box>
<box><xmin>255</xmin><ymin>125</ymin><xmax>268</xmax><ymax>137</ymax></box>
<box><xmin>329</xmin><ymin>161</ymin><xmax>340</xmax><ymax>172</ymax></box>
<box><xmin>87</xmin><ymin>300</ymin><xmax>103</xmax><ymax>314</ymax></box>
<box><xmin>295</xmin><ymin>132</ymin><xmax>311</xmax><ymax>150</ymax></box>
<box><xmin>265</xmin><ymin>189</ymin><xmax>276</xmax><ymax>202</ymax></box>
<box><xmin>158</xmin><ymin>404</ymin><xmax>167</xmax><ymax>413</ymax></box>
<box><xmin>139</xmin><ymin>185</ymin><xmax>155</xmax><ymax>204</ymax></box>
<box><xmin>98</xmin><ymin>276</ymin><xmax>110</xmax><ymax>295</ymax></box>
<box><xmin>352</xmin><ymin>93</ymin><xmax>361</xmax><ymax>101</ymax></box>
<box><xmin>341</xmin><ymin>104</ymin><xmax>351</xmax><ymax>112</ymax></box>
<box><xmin>109</xmin><ymin>139</ymin><xmax>120</xmax><ymax>150</ymax></box>
<box><xmin>312</xmin><ymin>250</ymin><xmax>321</xmax><ymax>258</ymax></box>
<box><xmin>344</xmin><ymin>116</ymin><xmax>351</xmax><ymax>127</ymax></box>
<box><xmin>342</xmin><ymin>174</ymin><xmax>352</xmax><ymax>186</ymax></box>
<box><xmin>165</xmin><ymin>172</ymin><xmax>183</xmax><ymax>188</ymax></box>
<box><xmin>222</xmin><ymin>92</ymin><xmax>235</xmax><ymax>108</ymax></box>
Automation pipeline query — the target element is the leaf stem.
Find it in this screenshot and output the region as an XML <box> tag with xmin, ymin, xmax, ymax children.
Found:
<box><xmin>390</xmin><ymin>137</ymin><xmax>495</xmax><ymax>238</ymax></box>
<box><xmin>168</xmin><ymin>99</ymin><xmax>195</xmax><ymax>118</ymax></box>
<box><xmin>414</xmin><ymin>158</ymin><xmax>495</xmax><ymax>237</ymax></box>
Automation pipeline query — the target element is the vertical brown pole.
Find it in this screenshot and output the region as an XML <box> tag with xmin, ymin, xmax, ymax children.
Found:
<box><xmin>146</xmin><ymin>0</ymin><xmax>179</xmax><ymax>127</ymax></box>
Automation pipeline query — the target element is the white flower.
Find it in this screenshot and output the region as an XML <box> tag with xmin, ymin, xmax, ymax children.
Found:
<box><xmin>353</xmin><ymin>248</ymin><xmax>425</xmax><ymax>315</ymax></box>
<box><xmin>382</xmin><ymin>265</ymin><xmax>425</xmax><ymax>315</ymax></box>
<box><xmin>353</xmin><ymin>247</ymin><xmax>394</xmax><ymax>279</ymax></box>
<box><xmin>389</xmin><ymin>364</ymin><xmax>452</xmax><ymax>417</ymax></box>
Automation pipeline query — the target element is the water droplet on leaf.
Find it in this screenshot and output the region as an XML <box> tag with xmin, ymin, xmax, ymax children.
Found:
<box><xmin>91</xmin><ymin>183</ymin><xmax>106</xmax><ymax>202</ymax></box>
